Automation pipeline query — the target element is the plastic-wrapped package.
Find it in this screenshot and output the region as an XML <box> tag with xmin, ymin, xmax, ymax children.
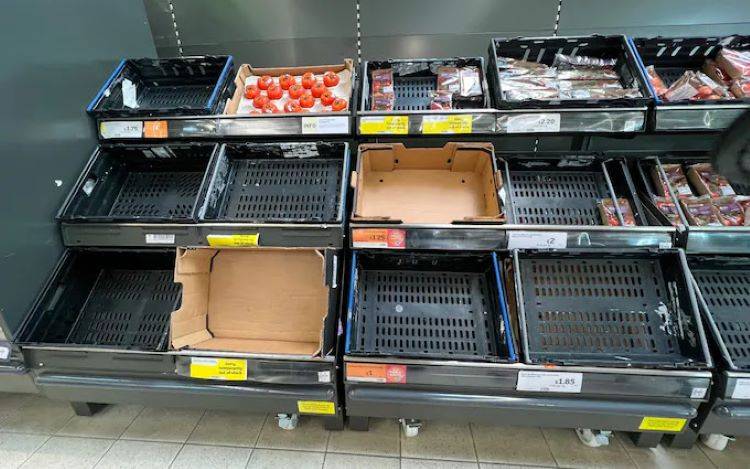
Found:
<box><xmin>429</xmin><ymin>90</ymin><xmax>453</xmax><ymax>110</ymax></box>
<box><xmin>370</xmin><ymin>68</ymin><xmax>395</xmax><ymax>111</ymax></box>
<box><xmin>715</xmin><ymin>48</ymin><xmax>750</xmax><ymax>79</ymax></box>
<box><xmin>712</xmin><ymin>196</ymin><xmax>746</xmax><ymax>226</ymax></box>
<box><xmin>738</xmin><ymin>196</ymin><xmax>750</xmax><ymax>226</ymax></box>
<box><xmin>702</xmin><ymin>59</ymin><xmax>733</xmax><ymax>86</ymax></box>
<box><xmin>559</xmin><ymin>87</ymin><xmax>641</xmax><ymax>100</ymax></box>
<box><xmin>653</xmin><ymin>196</ymin><xmax>682</xmax><ymax>226</ymax></box>
<box><xmin>501</xmin><ymin>76</ymin><xmax>559</xmax><ymax>101</ymax></box>
<box><xmin>556</xmin><ymin>68</ymin><xmax>621</xmax><ymax>81</ymax></box>
<box><xmin>553</xmin><ymin>53</ymin><xmax>617</xmax><ymax>68</ymax></box>
<box><xmin>646</xmin><ymin>66</ymin><xmax>669</xmax><ymax>96</ymax></box>
<box><xmin>437</xmin><ymin>66</ymin><xmax>461</xmax><ymax>94</ymax></box>
<box><xmin>598</xmin><ymin>198</ymin><xmax>636</xmax><ymax>226</ymax></box>
<box><xmin>687</xmin><ymin>163</ymin><xmax>735</xmax><ymax>197</ymax></box>
<box><xmin>663</xmin><ymin>71</ymin><xmax>733</xmax><ymax>102</ymax></box>
<box><xmin>651</xmin><ymin>164</ymin><xmax>693</xmax><ymax>198</ymax></box>
<box><xmin>459</xmin><ymin>66</ymin><xmax>482</xmax><ymax>97</ymax></box>
<box><xmin>681</xmin><ymin>196</ymin><xmax>722</xmax><ymax>226</ymax></box>
<box><xmin>496</xmin><ymin>57</ymin><xmax>554</xmax><ymax>78</ymax></box>
<box><xmin>731</xmin><ymin>78</ymin><xmax>750</xmax><ymax>98</ymax></box>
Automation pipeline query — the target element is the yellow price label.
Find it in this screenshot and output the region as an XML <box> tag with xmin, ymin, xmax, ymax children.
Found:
<box><xmin>638</xmin><ymin>416</ymin><xmax>686</xmax><ymax>432</ymax></box>
<box><xmin>422</xmin><ymin>114</ymin><xmax>473</xmax><ymax>134</ymax></box>
<box><xmin>190</xmin><ymin>358</ymin><xmax>247</xmax><ymax>381</ymax></box>
<box><xmin>206</xmin><ymin>234</ymin><xmax>260</xmax><ymax>247</ymax></box>
<box><xmin>359</xmin><ymin>116</ymin><xmax>409</xmax><ymax>134</ymax></box>
<box><xmin>297</xmin><ymin>400</ymin><xmax>336</xmax><ymax>415</ymax></box>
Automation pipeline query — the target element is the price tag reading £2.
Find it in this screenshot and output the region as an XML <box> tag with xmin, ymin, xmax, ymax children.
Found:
<box><xmin>517</xmin><ymin>371</ymin><xmax>583</xmax><ymax>393</ymax></box>
<box><xmin>506</xmin><ymin>113</ymin><xmax>561</xmax><ymax>133</ymax></box>
<box><xmin>507</xmin><ymin>231</ymin><xmax>567</xmax><ymax>250</ymax></box>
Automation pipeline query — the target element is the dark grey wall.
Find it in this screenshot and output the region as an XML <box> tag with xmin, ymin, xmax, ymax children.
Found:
<box><xmin>0</xmin><ymin>0</ymin><xmax>156</xmax><ymax>336</ymax></box>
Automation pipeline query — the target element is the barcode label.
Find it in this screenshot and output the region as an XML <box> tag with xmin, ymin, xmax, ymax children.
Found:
<box><xmin>145</xmin><ymin>234</ymin><xmax>175</xmax><ymax>244</ymax></box>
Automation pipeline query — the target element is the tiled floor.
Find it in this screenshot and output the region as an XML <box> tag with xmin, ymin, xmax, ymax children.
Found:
<box><xmin>0</xmin><ymin>393</ymin><xmax>748</xmax><ymax>468</ymax></box>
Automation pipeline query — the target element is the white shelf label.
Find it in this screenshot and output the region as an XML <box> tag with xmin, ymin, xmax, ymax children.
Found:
<box><xmin>507</xmin><ymin>231</ymin><xmax>567</xmax><ymax>250</ymax></box>
<box><xmin>732</xmin><ymin>379</ymin><xmax>750</xmax><ymax>399</ymax></box>
<box><xmin>301</xmin><ymin>116</ymin><xmax>349</xmax><ymax>134</ymax></box>
<box><xmin>506</xmin><ymin>113</ymin><xmax>561</xmax><ymax>133</ymax></box>
<box><xmin>122</xmin><ymin>79</ymin><xmax>139</xmax><ymax>109</ymax></box>
<box><xmin>100</xmin><ymin>121</ymin><xmax>143</xmax><ymax>139</ymax></box>
<box><xmin>145</xmin><ymin>233</ymin><xmax>175</xmax><ymax>245</ymax></box>
<box><xmin>317</xmin><ymin>371</ymin><xmax>331</xmax><ymax>383</ymax></box>
<box><xmin>0</xmin><ymin>343</ymin><xmax>10</xmax><ymax>361</ymax></box>
<box><xmin>691</xmin><ymin>387</ymin><xmax>708</xmax><ymax>399</ymax></box>
<box><xmin>517</xmin><ymin>371</ymin><xmax>582</xmax><ymax>393</ymax></box>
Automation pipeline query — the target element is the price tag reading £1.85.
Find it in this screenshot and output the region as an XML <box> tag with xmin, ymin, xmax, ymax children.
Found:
<box><xmin>517</xmin><ymin>371</ymin><xmax>583</xmax><ymax>393</ymax></box>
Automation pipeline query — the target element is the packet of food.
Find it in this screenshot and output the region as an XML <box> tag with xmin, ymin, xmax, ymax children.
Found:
<box><xmin>680</xmin><ymin>196</ymin><xmax>722</xmax><ymax>226</ymax></box>
<box><xmin>715</xmin><ymin>48</ymin><xmax>750</xmax><ymax>79</ymax></box>
<box><xmin>712</xmin><ymin>196</ymin><xmax>745</xmax><ymax>226</ymax></box>
<box><xmin>370</xmin><ymin>68</ymin><xmax>395</xmax><ymax>111</ymax></box>
<box><xmin>738</xmin><ymin>196</ymin><xmax>750</xmax><ymax>226</ymax></box>
<box><xmin>731</xmin><ymin>78</ymin><xmax>750</xmax><ymax>98</ymax></box>
<box><xmin>437</xmin><ymin>66</ymin><xmax>461</xmax><ymax>94</ymax></box>
<box><xmin>501</xmin><ymin>76</ymin><xmax>559</xmax><ymax>101</ymax></box>
<box><xmin>598</xmin><ymin>198</ymin><xmax>636</xmax><ymax>226</ymax></box>
<box><xmin>429</xmin><ymin>90</ymin><xmax>453</xmax><ymax>110</ymax></box>
<box><xmin>496</xmin><ymin>57</ymin><xmax>554</xmax><ymax>78</ymax></box>
<box><xmin>651</xmin><ymin>164</ymin><xmax>693</xmax><ymax>198</ymax></box>
<box><xmin>702</xmin><ymin>59</ymin><xmax>733</xmax><ymax>86</ymax></box>
<box><xmin>553</xmin><ymin>53</ymin><xmax>617</xmax><ymax>68</ymax></box>
<box><xmin>559</xmin><ymin>87</ymin><xmax>641</xmax><ymax>100</ymax></box>
<box><xmin>687</xmin><ymin>163</ymin><xmax>735</xmax><ymax>197</ymax></box>
<box><xmin>646</xmin><ymin>65</ymin><xmax>669</xmax><ymax>96</ymax></box>
<box><xmin>663</xmin><ymin>71</ymin><xmax>730</xmax><ymax>101</ymax></box>
<box><xmin>653</xmin><ymin>196</ymin><xmax>682</xmax><ymax>226</ymax></box>
<box><xmin>459</xmin><ymin>66</ymin><xmax>482</xmax><ymax>97</ymax></box>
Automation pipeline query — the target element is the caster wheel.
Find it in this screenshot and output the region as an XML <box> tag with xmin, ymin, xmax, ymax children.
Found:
<box><xmin>701</xmin><ymin>434</ymin><xmax>732</xmax><ymax>451</ymax></box>
<box><xmin>576</xmin><ymin>428</ymin><xmax>611</xmax><ymax>447</ymax></box>
<box><xmin>276</xmin><ymin>413</ymin><xmax>299</xmax><ymax>431</ymax></box>
<box><xmin>399</xmin><ymin>418</ymin><xmax>421</xmax><ymax>438</ymax></box>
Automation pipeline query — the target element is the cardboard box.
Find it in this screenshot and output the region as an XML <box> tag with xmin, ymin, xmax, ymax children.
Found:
<box><xmin>351</xmin><ymin>142</ymin><xmax>504</xmax><ymax>224</ymax></box>
<box><xmin>171</xmin><ymin>248</ymin><xmax>332</xmax><ymax>355</ymax></box>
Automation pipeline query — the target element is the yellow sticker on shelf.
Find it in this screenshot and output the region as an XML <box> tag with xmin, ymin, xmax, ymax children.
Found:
<box><xmin>638</xmin><ymin>416</ymin><xmax>687</xmax><ymax>432</ymax></box>
<box><xmin>206</xmin><ymin>234</ymin><xmax>260</xmax><ymax>247</ymax></box>
<box><xmin>189</xmin><ymin>358</ymin><xmax>247</xmax><ymax>381</ymax></box>
<box><xmin>297</xmin><ymin>400</ymin><xmax>336</xmax><ymax>415</ymax></box>
<box><xmin>359</xmin><ymin>116</ymin><xmax>409</xmax><ymax>134</ymax></box>
<box><xmin>422</xmin><ymin>114</ymin><xmax>473</xmax><ymax>134</ymax></box>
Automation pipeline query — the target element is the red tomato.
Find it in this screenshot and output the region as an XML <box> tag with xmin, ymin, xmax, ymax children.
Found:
<box><xmin>262</xmin><ymin>102</ymin><xmax>280</xmax><ymax>113</ymax></box>
<box><xmin>311</xmin><ymin>81</ymin><xmax>327</xmax><ymax>98</ymax></box>
<box><xmin>267</xmin><ymin>84</ymin><xmax>283</xmax><ymax>100</ymax></box>
<box><xmin>299</xmin><ymin>92</ymin><xmax>315</xmax><ymax>108</ymax></box>
<box><xmin>284</xmin><ymin>100</ymin><xmax>302</xmax><ymax>113</ymax></box>
<box><xmin>323</xmin><ymin>71</ymin><xmax>340</xmax><ymax>87</ymax></box>
<box><xmin>253</xmin><ymin>95</ymin><xmax>270</xmax><ymax>109</ymax></box>
<box><xmin>257</xmin><ymin>75</ymin><xmax>273</xmax><ymax>90</ymax></box>
<box><xmin>244</xmin><ymin>84</ymin><xmax>260</xmax><ymax>99</ymax></box>
<box><xmin>320</xmin><ymin>90</ymin><xmax>335</xmax><ymax>106</ymax></box>
<box><xmin>288</xmin><ymin>84</ymin><xmax>304</xmax><ymax>99</ymax></box>
<box><xmin>301</xmin><ymin>72</ymin><xmax>316</xmax><ymax>89</ymax></box>
<box><xmin>331</xmin><ymin>98</ymin><xmax>347</xmax><ymax>111</ymax></box>
<box><xmin>279</xmin><ymin>74</ymin><xmax>295</xmax><ymax>90</ymax></box>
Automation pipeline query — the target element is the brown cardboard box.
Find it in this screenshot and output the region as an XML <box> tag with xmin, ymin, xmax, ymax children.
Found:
<box><xmin>171</xmin><ymin>248</ymin><xmax>330</xmax><ymax>355</ymax></box>
<box><xmin>351</xmin><ymin>142</ymin><xmax>503</xmax><ymax>224</ymax></box>
<box><xmin>223</xmin><ymin>59</ymin><xmax>355</xmax><ymax>115</ymax></box>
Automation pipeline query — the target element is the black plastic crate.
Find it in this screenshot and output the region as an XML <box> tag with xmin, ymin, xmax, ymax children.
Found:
<box><xmin>59</xmin><ymin>143</ymin><xmax>218</xmax><ymax>224</ymax></box>
<box><xmin>690</xmin><ymin>257</ymin><xmax>750</xmax><ymax>371</ymax></box>
<box><xmin>489</xmin><ymin>35</ymin><xmax>651</xmax><ymax>110</ymax></box>
<box><xmin>514</xmin><ymin>251</ymin><xmax>708</xmax><ymax>368</ymax></box>
<box><xmin>199</xmin><ymin>142</ymin><xmax>348</xmax><ymax>223</ymax></box>
<box><xmin>503</xmin><ymin>153</ymin><xmax>648</xmax><ymax>226</ymax></box>
<box><xmin>87</xmin><ymin>56</ymin><xmax>234</xmax><ymax>118</ymax></box>
<box><xmin>346</xmin><ymin>252</ymin><xmax>515</xmax><ymax>361</ymax></box>
<box><xmin>20</xmin><ymin>250</ymin><xmax>179</xmax><ymax>351</ymax></box>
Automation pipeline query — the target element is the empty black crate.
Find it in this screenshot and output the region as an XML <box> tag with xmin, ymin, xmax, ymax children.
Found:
<box><xmin>59</xmin><ymin>143</ymin><xmax>218</xmax><ymax>224</ymax></box>
<box><xmin>490</xmin><ymin>35</ymin><xmax>650</xmax><ymax>109</ymax></box>
<box><xmin>360</xmin><ymin>58</ymin><xmax>490</xmax><ymax>111</ymax></box>
<box><xmin>87</xmin><ymin>56</ymin><xmax>234</xmax><ymax>118</ymax></box>
<box><xmin>21</xmin><ymin>250</ymin><xmax>179</xmax><ymax>351</ymax></box>
<box><xmin>690</xmin><ymin>257</ymin><xmax>750</xmax><ymax>371</ymax></box>
<box><xmin>503</xmin><ymin>154</ymin><xmax>647</xmax><ymax>226</ymax></box>
<box><xmin>347</xmin><ymin>252</ymin><xmax>513</xmax><ymax>361</ymax></box>
<box><xmin>514</xmin><ymin>251</ymin><xmax>708</xmax><ymax>368</ymax></box>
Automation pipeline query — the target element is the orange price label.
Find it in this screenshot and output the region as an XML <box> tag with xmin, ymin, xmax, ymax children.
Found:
<box><xmin>347</xmin><ymin>363</ymin><xmax>407</xmax><ymax>384</ymax></box>
<box><xmin>352</xmin><ymin>228</ymin><xmax>406</xmax><ymax>249</ymax></box>
<box><xmin>143</xmin><ymin>120</ymin><xmax>168</xmax><ymax>138</ymax></box>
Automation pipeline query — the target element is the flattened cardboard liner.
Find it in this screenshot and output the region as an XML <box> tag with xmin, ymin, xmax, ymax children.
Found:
<box><xmin>352</xmin><ymin>142</ymin><xmax>503</xmax><ymax>224</ymax></box>
<box><xmin>171</xmin><ymin>248</ymin><xmax>329</xmax><ymax>356</ymax></box>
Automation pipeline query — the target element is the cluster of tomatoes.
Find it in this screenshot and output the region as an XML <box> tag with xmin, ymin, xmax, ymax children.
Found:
<box><xmin>244</xmin><ymin>71</ymin><xmax>348</xmax><ymax>113</ymax></box>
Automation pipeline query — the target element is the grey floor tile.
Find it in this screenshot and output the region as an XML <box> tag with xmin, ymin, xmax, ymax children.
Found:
<box><xmin>323</xmin><ymin>453</ymin><xmax>398</xmax><ymax>469</ymax></box>
<box><xmin>121</xmin><ymin>407</ymin><xmax>203</xmax><ymax>443</ymax></box>
<box><xmin>246</xmin><ymin>449</ymin><xmax>324</xmax><ymax>469</ymax></box>
<box><xmin>472</xmin><ymin>424</ymin><xmax>556</xmax><ymax>466</ymax></box>
<box><xmin>187</xmin><ymin>410</ymin><xmax>265</xmax><ymax>447</ymax></box>
<box><xmin>170</xmin><ymin>444</ymin><xmax>251</xmax><ymax>469</ymax></box>
<box><xmin>621</xmin><ymin>434</ymin><xmax>714</xmax><ymax>469</ymax></box>
<box><xmin>95</xmin><ymin>440</ymin><xmax>182</xmax><ymax>469</ymax></box>
<box><xmin>542</xmin><ymin>428</ymin><xmax>636</xmax><ymax>469</ymax></box>
<box><xmin>327</xmin><ymin>418</ymin><xmax>399</xmax><ymax>456</ymax></box>
<box><xmin>0</xmin><ymin>394</ymin><xmax>33</xmax><ymax>426</ymax></box>
<box><xmin>400</xmin><ymin>421</ymin><xmax>477</xmax><ymax>462</ymax></box>
<box><xmin>401</xmin><ymin>459</ymin><xmax>479</xmax><ymax>469</ymax></box>
<box><xmin>56</xmin><ymin>405</ymin><xmax>142</xmax><ymax>439</ymax></box>
<box><xmin>1</xmin><ymin>396</ymin><xmax>74</xmax><ymax>435</ymax></box>
<box><xmin>0</xmin><ymin>431</ymin><xmax>49</xmax><ymax>469</ymax></box>
<box><xmin>700</xmin><ymin>436</ymin><xmax>750</xmax><ymax>469</ymax></box>
<box><xmin>255</xmin><ymin>415</ymin><xmax>329</xmax><ymax>451</ymax></box>
<box><xmin>20</xmin><ymin>436</ymin><xmax>114</xmax><ymax>469</ymax></box>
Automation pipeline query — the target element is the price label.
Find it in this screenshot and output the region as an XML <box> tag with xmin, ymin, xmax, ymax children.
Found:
<box><xmin>359</xmin><ymin>116</ymin><xmax>409</xmax><ymax>134</ymax></box>
<box><xmin>352</xmin><ymin>229</ymin><xmax>406</xmax><ymax>249</ymax></box>
<box><xmin>301</xmin><ymin>116</ymin><xmax>349</xmax><ymax>134</ymax></box>
<box><xmin>732</xmin><ymin>378</ymin><xmax>750</xmax><ymax>399</ymax></box>
<box><xmin>691</xmin><ymin>387</ymin><xmax>707</xmax><ymax>399</ymax></box>
<box><xmin>297</xmin><ymin>400</ymin><xmax>336</xmax><ymax>415</ymax></box>
<box><xmin>422</xmin><ymin>114</ymin><xmax>473</xmax><ymax>134</ymax></box>
<box><xmin>347</xmin><ymin>363</ymin><xmax>407</xmax><ymax>383</ymax></box>
<box><xmin>207</xmin><ymin>234</ymin><xmax>260</xmax><ymax>247</ymax></box>
<box><xmin>506</xmin><ymin>113</ymin><xmax>561</xmax><ymax>133</ymax></box>
<box><xmin>189</xmin><ymin>357</ymin><xmax>247</xmax><ymax>381</ymax></box>
<box><xmin>517</xmin><ymin>371</ymin><xmax>582</xmax><ymax>393</ymax></box>
<box><xmin>100</xmin><ymin>121</ymin><xmax>143</xmax><ymax>139</ymax></box>
<box><xmin>143</xmin><ymin>120</ymin><xmax>168</xmax><ymax>138</ymax></box>
<box><xmin>639</xmin><ymin>416</ymin><xmax>686</xmax><ymax>432</ymax></box>
<box><xmin>507</xmin><ymin>231</ymin><xmax>567</xmax><ymax>250</ymax></box>
<box><xmin>145</xmin><ymin>234</ymin><xmax>175</xmax><ymax>245</ymax></box>
<box><xmin>317</xmin><ymin>371</ymin><xmax>331</xmax><ymax>383</ymax></box>
<box><xmin>0</xmin><ymin>342</ymin><xmax>10</xmax><ymax>361</ymax></box>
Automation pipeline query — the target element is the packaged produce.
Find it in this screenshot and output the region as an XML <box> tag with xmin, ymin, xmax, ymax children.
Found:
<box><xmin>370</xmin><ymin>68</ymin><xmax>395</xmax><ymax>111</ymax></box>
<box><xmin>553</xmin><ymin>53</ymin><xmax>617</xmax><ymax>69</ymax></box>
<box><xmin>739</xmin><ymin>196</ymin><xmax>750</xmax><ymax>226</ymax></box>
<box><xmin>663</xmin><ymin>71</ymin><xmax>732</xmax><ymax>102</ymax></box>
<box><xmin>681</xmin><ymin>196</ymin><xmax>722</xmax><ymax>226</ymax></box>
<box><xmin>653</xmin><ymin>196</ymin><xmax>682</xmax><ymax>226</ymax></box>
<box><xmin>559</xmin><ymin>87</ymin><xmax>641</xmax><ymax>100</ymax></box>
<box><xmin>459</xmin><ymin>66</ymin><xmax>482</xmax><ymax>97</ymax></box>
<box><xmin>437</xmin><ymin>66</ymin><xmax>461</xmax><ymax>94</ymax></box>
<box><xmin>496</xmin><ymin>57</ymin><xmax>555</xmax><ymax>78</ymax></box>
<box><xmin>646</xmin><ymin>66</ymin><xmax>668</xmax><ymax>96</ymax></box>
<box><xmin>715</xmin><ymin>48</ymin><xmax>750</xmax><ymax>79</ymax></box>
<box><xmin>712</xmin><ymin>196</ymin><xmax>745</xmax><ymax>226</ymax></box>
<box><xmin>702</xmin><ymin>59</ymin><xmax>733</xmax><ymax>86</ymax></box>
<box><xmin>687</xmin><ymin>163</ymin><xmax>735</xmax><ymax>197</ymax></box>
<box><xmin>731</xmin><ymin>78</ymin><xmax>750</xmax><ymax>98</ymax></box>
<box><xmin>598</xmin><ymin>198</ymin><xmax>636</xmax><ymax>226</ymax></box>
<box><xmin>651</xmin><ymin>164</ymin><xmax>693</xmax><ymax>197</ymax></box>
<box><xmin>429</xmin><ymin>90</ymin><xmax>453</xmax><ymax>110</ymax></box>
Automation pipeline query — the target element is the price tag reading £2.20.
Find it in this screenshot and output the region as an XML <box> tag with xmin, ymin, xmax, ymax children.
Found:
<box><xmin>506</xmin><ymin>113</ymin><xmax>561</xmax><ymax>133</ymax></box>
<box><xmin>517</xmin><ymin>371</ymin><xmax>583</xmax><ymax>393</ymax></box>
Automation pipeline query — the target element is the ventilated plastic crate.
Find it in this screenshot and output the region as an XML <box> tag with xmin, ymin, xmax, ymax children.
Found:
<box><xmin>515</xmin><ymin>251</ymin><xmax>707</xmax><ymax>368</ymax></box>
<box><xmin>60</xmin><ymin>143</ymin><xmax>217</xmax><ymax>224</ymax></box>
<box><xmin>200</xmin><ymin>142</ymin><xmax>347</xmax><ymax>223</ymax></box>
<box><xmin>393</xmin><ymin>76</ymin><xmax>437</xmax><ymax>111</ymax></box>
<box><xmin>690</xmin><ymin>257</ymin><xmax>750</xmax><ymax>371</ymax></box>
<box><xmin>348</xmin><ymin>253</ymin><xmax>514</xmax><ymax>361</ymax></box>
<box><xmin>87</xmin><ymin>56</ymin><xmax>234</xmax><ymax>118</ymax></box>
